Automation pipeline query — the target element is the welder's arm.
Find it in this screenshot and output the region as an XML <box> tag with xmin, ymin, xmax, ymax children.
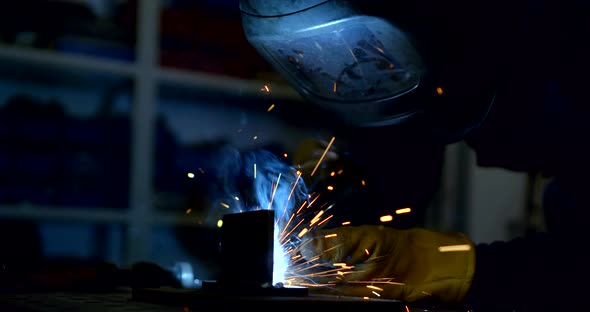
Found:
<box><xmin>299</xmin><ymin>225</ymin><xmax>475</xmax><ymax>303</ymax></box>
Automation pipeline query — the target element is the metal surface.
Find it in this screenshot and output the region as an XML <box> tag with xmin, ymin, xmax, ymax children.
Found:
<box><xmin>0</xmin><ymin>290</ymin><xmax>466</xmax><ymax>311</ymax></box>
<box><xmin>132</xmin><ymin>287</ymin><xmax>407</xmax><ymax>311</ymax></box>
<box><xmin>0</xmin><ymin>290</ymin><xmax>182</xmax><ymax>312</ymax></box>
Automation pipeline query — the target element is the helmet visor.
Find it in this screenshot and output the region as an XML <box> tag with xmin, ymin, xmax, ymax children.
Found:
<box><xmin>247</xmin><ymin>15</ymin><xmax>425</xmax><ymax>125</ymax></box>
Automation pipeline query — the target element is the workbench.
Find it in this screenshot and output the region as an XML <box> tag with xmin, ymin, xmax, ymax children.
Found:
<box><xmin>0</xmin><ymin>288</ymin><xmax>466</xmax><ymax>312</ymax></box>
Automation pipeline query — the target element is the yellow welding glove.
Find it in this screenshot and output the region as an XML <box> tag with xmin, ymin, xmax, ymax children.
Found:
<box><xmin>299</xmin><ymin>225</ymin><xmax>475</xmax><ymax>304</ymax></box>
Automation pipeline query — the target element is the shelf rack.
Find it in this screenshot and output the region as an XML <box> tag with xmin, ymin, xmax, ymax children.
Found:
<box><xmin>0</xmin><ymin>0</ymin><xmax>301</xmax><ymax>266</ymax></box>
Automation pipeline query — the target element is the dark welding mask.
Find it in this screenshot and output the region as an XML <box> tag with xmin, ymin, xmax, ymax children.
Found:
<box><xmin>240</xmin><ymin>0</ymin><xmax>500</xmax><ymax>143</ymax></box>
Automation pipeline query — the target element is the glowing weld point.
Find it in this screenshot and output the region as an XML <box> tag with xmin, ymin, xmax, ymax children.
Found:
<box><xmin>187</xmin><ymin>172</ymin><xmax>195</xmax><ymax>178</ymax></box>
<box><xmin>380</xmin><ymin>215</ymin><xmax>393</xmax><ymax>222</ymax></box>
<box><xmin>220</xmin><ymin>202</ymin><xmax>230</xmax><ymax>209</ymax></box>
<box><xmin>438</xmin><ymin>244</ymin><xmax>472</xmax><ymax>252</ymax></box>
<box><xmin>267</xmin><ymin>104</ymin><xmax>275</xmax><ymax>112</ymax></box>
<box><xmin>396</xmin><ymin>207</ymin><xmax>412</xmax><ymax>214</ymax></box>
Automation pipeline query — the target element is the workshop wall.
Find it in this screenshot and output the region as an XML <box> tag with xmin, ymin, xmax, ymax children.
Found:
<box><xmin>0</xmin><ymin>0</ymin><xmax>536</xmax><ymax>280</ymax></box>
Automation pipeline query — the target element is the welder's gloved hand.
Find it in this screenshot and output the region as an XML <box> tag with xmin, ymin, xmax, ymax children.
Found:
<box><xmin>300</xmin><ymin>225</ymin><xmax>475</xmax><ymax>304</ymax></box>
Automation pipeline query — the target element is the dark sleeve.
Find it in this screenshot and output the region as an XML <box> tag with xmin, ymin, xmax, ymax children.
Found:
<box><xmin>463</xmin><ymin>231</ymin><xmax>589</xmax><ymax>311</ymax></box>
<box><xmin>461</xmin><ymin>1</ymin><xmax>590</xmax><ymax>310</ymax></box>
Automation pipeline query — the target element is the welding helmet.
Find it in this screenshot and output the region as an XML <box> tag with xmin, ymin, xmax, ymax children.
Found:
<box><xmin>240</xmin><ymin>0</ymin><xmax>505</xmax><ymax>143</ymax></box>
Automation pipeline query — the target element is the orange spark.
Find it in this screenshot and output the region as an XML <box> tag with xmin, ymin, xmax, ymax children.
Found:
<box><xmin>367</xmin><ymin>285</ymin><xmax>383</xmax><ymax>291</ymax></box>
<box><xmin>185</xmin><ymin>209</ymin><xmax>192</xmax><ymax>214</ymax></box>
<box><xmin>380</xmin><ymin>215</ymin><xmax>393</xmax><ymax>222</ymax></box>
<box><xmin>342</xmin><ymin>221</ymin><xmax>351</xmax><ymax>225</ymax></box>
<box><xmin>436</xmin><ymin>86</ymin><xmax>444</xmax><ymax>95</ymax></box>
<box><xmin>307</xmin><ymin>193</ymin><xmax>321</xmax><ymax>208</ymax></box>
<box><xmin>310</xmin><ymin>136</ymin><xmax>336</xmax><ymax>177</ymax></box>
<box><xmin>287</xmin><ymin>171</ymin><xmax>302</xmax><ymax>201</ymax></box>
<box><xmin>310</xmin><ymin>210</ymin><xmax>325</xmax><ymax>225</ymax></box>
<box><xmin>324</xmin><ymin>233</ymin><xmax>337</xmax><ymax>238</ymax></box>
<box><xmin>438</xmin><ymin>244</ymin><xmax>472</xmax><ymax>252</ymax></box>
<box><xmin>296</xmin><ymin>201</ymin><xmax>307</xmax><ymax>215</ymax></box>
<box><xmin>364</xmin><ymin>248</ymin><xmax>370</xmax><ymax>255</ymax></box>
<box><xmin>317</xmin><ymin>214</ymin><xmax>333</xmax><ymax>226</ymax></box>
<box><xmin>267</xmin><ymin>104</ymin><xmax>275</xmax><ymax>112</ymax></box>
<box><xmin>395</xmin><ymin>207</ymin><xmax>412</xmax><ymax>214</ymax></box>
<box><xmin>282</xmin><ymin>217</ymin><xmax>305</xmax><ymax>240</ymax></box>
<box><xmin>297</xmin><ymin>228</ymin><xmax>309</xmax><ymax>238</ymax></box>
<box><xmin>327</xmin><ymin>185</ymin><xmax>334</xmax><ymax>191</ymax></box>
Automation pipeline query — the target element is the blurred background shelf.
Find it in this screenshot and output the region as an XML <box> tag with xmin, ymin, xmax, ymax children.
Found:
<box><xmin>0</xmin><ymin>205</ymin><xmax>129</xmax><ymax>223</ymax></box>
<box><xmin>0</xmin><ymin>44</ymin><xmax>136</xmax><ymax>78</ymax></box>
<box><xmin>0</xmin><ymin>44</ymin><xmax>300</xmax><ymax>100</ymax></box>
<box><xmin>0</xmin><ymin>0</ymin><xmax>263</xmax><ymax>270</ymax></box>
<box><xmin>0</xmin><ymin>205</ymin><xmax>208</xmax><ymax>226</ymax></box>
<box><xmin>158</xmin><ymin>66</ymin><xmax>301</xmax><ymax>101</ymax></box>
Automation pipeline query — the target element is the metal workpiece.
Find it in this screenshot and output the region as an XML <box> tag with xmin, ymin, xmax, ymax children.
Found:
<box><xmin>218</xmin><ymin>209</ymin><xmax>275</xmax><ymax>288</ymax></box>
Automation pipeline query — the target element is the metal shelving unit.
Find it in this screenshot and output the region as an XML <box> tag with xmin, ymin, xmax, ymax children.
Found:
<box><xmin>0</xmin><ymin>0</ymin><xmax>300</xmax><ymax>266</ymax></box>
